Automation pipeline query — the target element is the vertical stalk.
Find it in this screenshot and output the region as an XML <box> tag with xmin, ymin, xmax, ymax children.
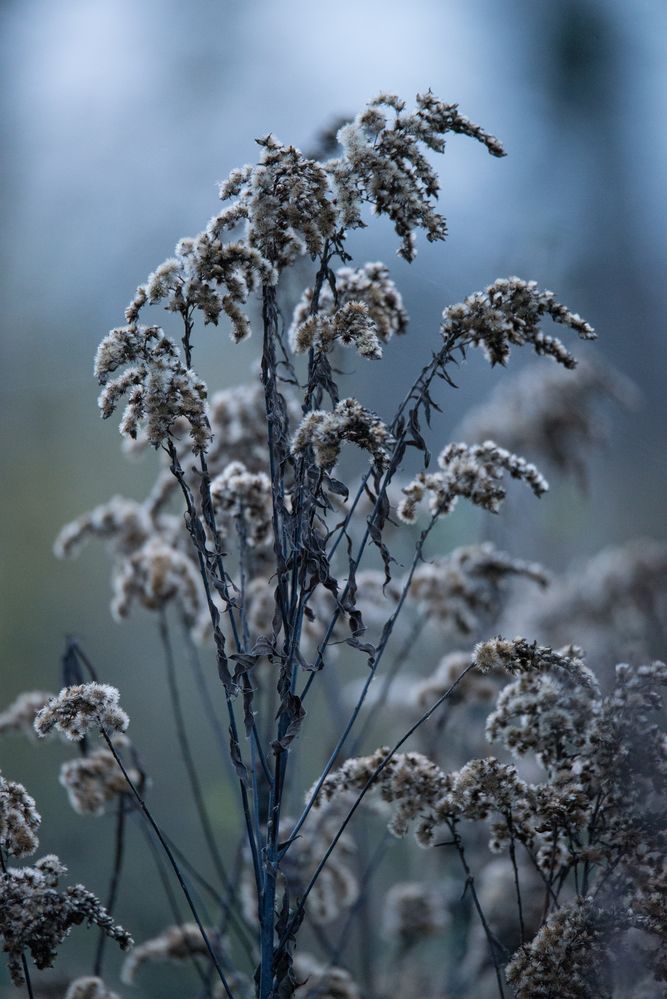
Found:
<box><xmin>102</xmin><ymin>731</ymin><xmax>234</xmax><ymax>999</ymax></box>
<box><xmin>158</xmin><ymin>608</ymin><xmax>233</xmax><ymax>896</ymax></box>
<box><xmin>93</xmin><ymin>792</ymin><xmax>127</xmax><ymax>977</ymax></box>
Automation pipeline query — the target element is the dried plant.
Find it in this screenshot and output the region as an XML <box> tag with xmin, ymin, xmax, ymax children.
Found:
<box><xmin>2</xmin><ymin>87</ymin><xmax>663</xmax><ymax>999</ymax></box>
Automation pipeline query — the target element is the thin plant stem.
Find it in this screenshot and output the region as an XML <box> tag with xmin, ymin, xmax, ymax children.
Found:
<box><xmin>161</xmin><ymin>830</ymin><xmax>256</xmax><ymax>964</ymax></box>
<box><xmin>93</xmin><ymin>792</ymin><xmax>128</xmax><ymax>977</ymax></box>
<box><xmin>133</xmin><ymin>813</ymin><xmax>211</xmax><ymax>988</ymax></box>
<box><xmin>507</xmin><ymin>813</ymin><xmax>525</xmax><ymax>945</ymax></box>
<box><xmin>282</xmin><ymin>519</ymin><xmax>438</xmax><ymax>856</ymax></box>
<box><xmin>446</xmin><ymin>819</ymin><xmax>507</xmax><ymax>999</ymax></box>
<box><xmin>167</xmin><ymin>440</ymin><xmax>263</xmax><ymax>898</ymax></box>
<box><xmin>329</xmin><ymin>832</ymin><xmax>390</xmax><ymax>967</ymax></box>
<box><xmin>349</xmin><ymin>612</ymin><xmax>428</xmax><ymax>756</ymax></box>
<box><xmin>101</xmin><ymin>730</ymin><xmax>235</xmax><ymax>999</ymax></box>
<box><xmin>158</xmin><ymin>608</ymin><xmax>234</xmax><ymax>896</ymax></box>
<box><xmin>278</xmin><ymin>661</ymin><xmax>478</xmax><ymax>944</ymax></box>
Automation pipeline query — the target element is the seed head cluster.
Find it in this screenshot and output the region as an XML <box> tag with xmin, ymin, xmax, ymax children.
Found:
<box><xmin>329</xmin><ymin>91</ymin><xmax>505</xmax><ymax>259</ymax></box>
<box><xmin>0</xmin><ymin>775</ymin><xmax>41</xmax><ymax>859</ymax></box>
<box><xmin>398</xmin><ymin>441</ymin><xmax>548</xmax><ymax>523</ymax></box>
<box><xmin>95</xmin><ymin>324</ymin><xmax>211</xmax><ymax>454</ymax></box>
<box><xmin>34</xmin><ymin>684</ymin><xmax>129</xmax><ymax>742</ymax></box>
<box><xmin>292</xmin><ymin>398</ymin><xmax>394</xmax><ymax>471</ymax></box>
<box><xmin>59</xmin><ymin>742</ymin><xmax>137</xmax><ymax>816</ymax></box>
<box><xmin>0</xmin><ymin>855</ymin><xmax>132</xmax><ymax>986</ymax></box>
<box><xmin>289</xmin><ymin>261</ymin><xmax>409</xmax><ymax>359</ymax></box>
<box><xmin>442</xmin><ymin>276</ymin><xmax>596</xmax><ymax>367</ymax></box>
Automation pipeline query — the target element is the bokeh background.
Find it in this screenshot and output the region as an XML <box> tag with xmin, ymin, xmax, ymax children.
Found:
<box><xmin>1</xmin><ymin>0</ymin><xmax>665</xmax><ymax>994</ymax></box>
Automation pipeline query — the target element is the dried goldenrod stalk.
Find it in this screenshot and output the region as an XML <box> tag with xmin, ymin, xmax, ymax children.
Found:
<box><xmin>64</xmin><ymin>977</ymin><xmax>121</xmax><ymax>999</ymax></box>
<box><xmin>382</xmin><ymin>881</ymin><xmax>448</xmax><ymax>949</ymax></box>
<box><xmin>398</xmin><ymin>440</ymin><xmax>548</xmax><ymax>523</ymax></box>
<box><xmin>442</xmin><ymin>276</ymin><xmax>595</xmax><ymax>368</ymax></box>
<box><xmin>289</xmin><ymin>261</ymin><xmax>409</xmax><ymax>359</ymax></box>
<box><xmin>126</xmin><ymin>230</ymin><xmax>273</xmax><ymax>342</ymax></box>
<box><xmin>121</xmin><ymin>922</ymin><xmax>219</xmax><ymax>984</ymax></box>
<box><xmin>0</xmin><ymin>855</ymin><xmax>132</xmax><ymax>986</ymax></box>
<box><xmin>329</xmin><ymin>91</ymin><xmax>505</xmax><ymax>259</ymax></box>
<box><xmin>407</xmin><ymin>542</ymin><xmax>548</xmax><ymax>636</ymax></box>
<box><xmin>291</xmin><ymin>953</ymin><xmax>362</xmax><ymax>999</ymax></box>
<box><xmin>53</xmin><ymin>496</ymin><xmax>153</xmax><ymax>560</ymax></box>
<box><xmin>0</xmin><ymin>775</ymin><xmax>40</xmax><ymax>858</ymax></box>
<box><xmin>506</xmin><ymin>901</ymin><xmax>619</xmax><ymax>999</ymax></box>
<box><xmin>292</xmin><ymin>398</ymin><xmax>393</xmax><ymax>470</ymax></box>
<box><xmin>95</xmin><ymin>324</ymin><xmax>210</xmax><ymax>453</ymax></box>
<box><xmin>0</xmin><ymin>691</ymin><xmax>53</xmax><ymax>738</ymax></box>
<box><xmin>34</xmin><ymin>684</ymin><xmax>129</xmax><ymax>742</ymax></box>
<box><xmin>473</xmin><ymin>636</ymin><xmax>597</xmax><ymax>685</ymax></box>
<box><xmin>59</xmin><ymin>742</ymin><xmax>137</xmax><ymax>816</ymax></box>
<box><xmin>241</xmin><ymin>808</ymin><xmax>358</xmax><ymax>927</ymax></box>
<box><xmin>210</xmin><ymin>460</ymin><xmax>273</xmax><ymax>547</ymax></box>
<box><xmin>215</xmin><ymin>134</ymin><xmax>336</xmax><ymax>271</ymax></box>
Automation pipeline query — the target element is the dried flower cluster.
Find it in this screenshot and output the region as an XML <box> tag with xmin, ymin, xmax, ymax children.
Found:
<box><xmin>64</xmin><ymin>977</ymin><xmax>121</xmax><ymax>999</ymax></box>
<box><xmin>398</xmin><ymin>441</ymin><xmax>548</xmax><ymax>522</ymax></box>
<box><xmin>472</xmin><ymin>635</ymin><xmax>596</xmax><ymax>683</ymax></box>
<box><xmin>292</xmin><ymin>397</ymin><xmax>394</xmax><ymax>470</ymax></box>
<box><xmin>329</xmin><ymin>91</ymin><xmax>505</xmax><ymax>259</ymax></box>
<box><xmin>313</xmin><ymin>649</ymin><xmax>666</xmax><ymax>991</ymax></box>
<box><xmin>0</xmin><ymin>774</ymin><xmax>41</xmax><ymax>858</ymax></box>
<box><xmin>382</xmin><ymin>881</ymin><xmax>448</xmax><ymax>949</ymax></box>
<box><xmin>34</xmin><ymin>684</ymin><xmax>129</xmax><ymax>742</ymax></box>
<box><xmin>291</xmin><ymin>953</ymin><xmax>362</xmax><ymax>999</ymax></box>
<box><xmin>407</xmin><ymin>542</ymin><xmax>548</xmax><ymax>636</ymax></box>
<box><xmin>508</xmin><ymin>536</ymin><xmax>667</xmax><ymax>670</ymax></box>
<box><xmin>217</xmin><ymin>134</ymin><xmax>336</xmax><ymax>270</ymax></box>
<box><xmin>210</xmin><ymin>460</ymin><xmax>273</xmax><ymax>547</ymax></box>
<box><xmin>441</xmin><ymin>276</ymin><xmax>596</xmax><ymax>368</ymax></box>
<box><xmin>0</xmin><ymin>855</ymin><xmax>132</xmax><ymax>985</ymax></box>
<box><xmin>110</xmin><ymin>535</ymin><xmax>203</xmax><ymax>623</ymax></box>
<box><xmin>126</xmin><ymin>227</ymin><xmax>273</xmax><ymax>342</ymax></box>
<box><xmin>310</xmin><ymin>747</ymin><xmax>448</xmax><ymax>839</ymax></box>
<box><xmin>289</xmin><ymin>261</ymin><xmax>408</xmax><ymax>359</ymax></box>
<box><xmin>457</xmin><ymin>359</ymin><xmax>636</xmax><ymax>480</ymax></box>
<box><xmin>95</xmin><ymin>324</ymin><xmax>210</xmax><ymax>454</ymax></box>
<box><xmin>0</xmin><ymin>690</ymin><xmax>53</xmax><ymax>738</ymax></box>
<box><xmin>121</xmin><ymin>922</ymin><xmax>219</xmax><ymax>984</ymax></box>
<box><xmin>59</xmin><ymin>742</ymin><xmax>137</xmax><ymax>816</ymax></box>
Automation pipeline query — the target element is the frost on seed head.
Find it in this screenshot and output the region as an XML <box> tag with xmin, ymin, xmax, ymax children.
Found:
<box><xmin>95</xmin><ymin>324</ymin><xmax>211</xmax><ymax>455</ymax></box>
<box><xmin>34</xmin><ymin>684</ymin><xmax>129</xmax><ymax>742</ymax></box>
<box><xmin>329</xmin><ymin>91</ymin><xmax>505</xmax><ymax>260</ymax></box>
<box><xmin>291</xmin><ymin>398</ymin><xmax>394</xmax><ymax>471</ymax></box>
<box><xmin>0</xmin><ymin>774</ymin><xmax>41</xmax><ymax>858</ymax></box>
<box><xmin>289</xmin><ymin>261</ymin><xmax>409</xmax><ymax>360</ymax></box>
<box><xmin>397</xmin><ymin>440</ymin><xmax>548</xmax><ymax>523</ymax></box>
<box><xmin>442</xmin><ymin>277</ymin><xmax>596</xmax><ymax>368</ymax></box>
<box><xmin>0</xmin><ymin>855</ymin><xmax>132</xmax><ymax>986</ymax></box>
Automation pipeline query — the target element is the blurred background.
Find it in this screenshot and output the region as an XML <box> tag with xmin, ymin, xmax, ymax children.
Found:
<box><xmin>1</xmin><ymin>0</ymin><xmax>665</xmax><ymax>994</ymax></box>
